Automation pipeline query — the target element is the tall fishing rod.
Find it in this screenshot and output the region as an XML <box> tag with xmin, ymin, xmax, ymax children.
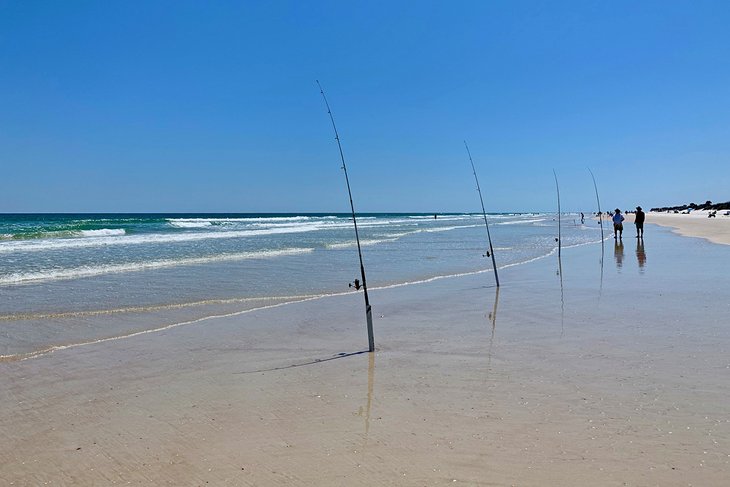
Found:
<box><xmin>464</xmin><ymin>141</ymin><xmax>500</xmax><ymax>287</ymax></box>
<box><xmin>588</xmin><ymin>168</ymin><xmax>604</xmax><ymax>242</ymax></box>
<box><xmin>553</xmin><ymin>169</ymin><xmax>562</xmax><ymax>259</ymax></box>
<box><xmin>553</xmin><ymin>169</ymin><xmax>565</xmax><ymax>337</ymax></box>
<box><xmin>316</xmin><ymin>80</ymin><xmax>374</xmax><ymax>353</ymax></box>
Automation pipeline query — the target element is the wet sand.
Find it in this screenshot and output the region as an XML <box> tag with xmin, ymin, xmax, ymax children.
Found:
<box><xmin>1</xmin><ymin>225</ymin><xmax>729</xmax><ymax>486</ymax></box>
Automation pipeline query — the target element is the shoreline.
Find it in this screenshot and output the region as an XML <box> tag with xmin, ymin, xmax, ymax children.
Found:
<box><xmin>2</xmin><ymin>235</ymin><xmax>605</xmax><ymax>361</ymax></box>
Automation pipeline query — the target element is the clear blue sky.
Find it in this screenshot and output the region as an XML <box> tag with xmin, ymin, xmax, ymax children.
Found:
<box><xmin>1</xmin><ymin>1</ymin><xmax>728</xmax><ymax>213</ymax></box>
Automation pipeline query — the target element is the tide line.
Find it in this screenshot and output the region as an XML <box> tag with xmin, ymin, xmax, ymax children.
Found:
<box><xmin>1</xmin><ymin>238</ymin><xmax>603</xmax><ymax>362</ymax></box>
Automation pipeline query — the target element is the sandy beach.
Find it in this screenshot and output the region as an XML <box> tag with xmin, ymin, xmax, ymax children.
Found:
<box><xmin>1</xmin><ymin>223</ymin><xmax>729</xmax><ymax>486</ymax></box>
<box><xmin>645</xmin><ymin>210</ymin><xmax>730</xmax><ymax>245</ymax></box>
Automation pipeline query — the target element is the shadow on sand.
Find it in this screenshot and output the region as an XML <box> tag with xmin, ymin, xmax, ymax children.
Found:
<box><xmin>234</xmin><ymin>349</ymin><xmax>370</xmax><ymax>374</ymax></box>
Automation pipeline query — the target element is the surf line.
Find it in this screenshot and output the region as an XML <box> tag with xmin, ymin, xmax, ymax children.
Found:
<box><xmin>317</xmin><ymin>80</ymin><xmax>375</xmax><ymax>353</ymax></box>
<box><xmin>2</xmin><ymin>239</ymin><xmax>605</xmax><ymax>363</ymax></box>
<box><xmin>464</xmin><ymin>141</ymin><xmax>500</xmax><ymax>287</ymax></box>
<box><xmin>0</xmin><ymin>295</ymin><xmax>325</xmax><ymax>363</ymax></box>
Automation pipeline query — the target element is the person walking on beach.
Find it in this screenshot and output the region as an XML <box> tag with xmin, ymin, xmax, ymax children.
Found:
<box><xmin>580</xmin><ymin>212</ymin><xmax>585</xmax><ymax>224</ymax></box>
<box><xmin>634</xmin><ymin>206</ymin><xmax>645</xmax><ymax>238</ymax></box>
<box><xmin>612</xmin><ymin>208</ymin><xmax>625</xmax><ymax>239</ymax></box>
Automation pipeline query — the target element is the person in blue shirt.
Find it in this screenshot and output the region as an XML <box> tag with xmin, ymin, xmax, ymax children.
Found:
<box><xmin>612</xmin><ymin>208</ymin><xmax>625</xmax><ymax>239</ymax></box>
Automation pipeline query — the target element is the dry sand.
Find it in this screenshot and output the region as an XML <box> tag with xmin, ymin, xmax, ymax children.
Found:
<box><xmin>1</xmin><ymin>226</ymin><xmax>729</xmax><ymax>486</ymax></box>
<box><xmin>645</xmin><ymin>210</ymin><xmax>730</xmax><ymax>245</ymax></box>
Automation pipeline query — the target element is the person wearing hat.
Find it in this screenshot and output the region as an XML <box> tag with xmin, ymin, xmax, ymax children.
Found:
<box><xmin>612</xmin><ymin>208</ymin><xmax>625</xmax><ymax>239</ymax></box>
<box><xmin>634</xmin><ymin>206</ymin><xmax>645</xmax><ymax>238</ymax></box>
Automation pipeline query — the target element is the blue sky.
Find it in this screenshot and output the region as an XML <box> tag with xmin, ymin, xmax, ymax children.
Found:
<box><xmin>1</xmin><ymin>1</ymin><xmax>728</xmax><ymax>213</ymax></box>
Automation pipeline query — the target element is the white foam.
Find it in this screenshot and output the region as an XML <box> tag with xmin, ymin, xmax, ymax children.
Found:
<box><xmin>168</xmin><ymin>216</ymin><xmax>314</xmax><ymax>225</ymax></box>
<box><xmin>167</xmin><ymin>220</ymin><xmax>213</xmax><ymax>228</ymax></box>
<box><xmin>326</xmin><ymin>237</ymin><xmax>400</xmax><ymax>249</ymax></box>
<box><xmin>0</xmin><ymin>216</ymin><xmax>488</xmax><ymax>254</ymax></box>
<box><xmin>421</xmin><ymin>224</ymin><xmax>481</xmax><ymax>233</ymax></box>
<box><xmin>77</xmin><ymin>229</ymin><xmax>126</xmax><ymax>237</ymax></box>
<box><xmin>0</xmin><ymin>247</ymin><xmax>314</xmax><ymax>285</ymax></box>
<box><xmin>494</xmin><ymin>218</ymin><xmax>548</xmax><ymax>225</ymax></box>
<box><xmin>0</xmin><ymin>223</ymin><xmax>330</xmax><ymax>254</ymax></box>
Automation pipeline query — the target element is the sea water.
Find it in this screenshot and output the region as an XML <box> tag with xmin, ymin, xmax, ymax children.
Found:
<box><xmin>0</xmin><ymin>213</ymin><xmax>602</xmax><ymax>358</ymax></box>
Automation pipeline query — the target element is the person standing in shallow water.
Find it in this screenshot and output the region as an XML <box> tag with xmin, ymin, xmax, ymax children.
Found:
<box><xmin>634</xmin><ymin>206</ymin><xmax>645</xmax><ymax>238</ymax></box>
<box><xmin>612</xmin><ymin>208</ymin><xmax>625</xmax><ymax>239</ymax></box>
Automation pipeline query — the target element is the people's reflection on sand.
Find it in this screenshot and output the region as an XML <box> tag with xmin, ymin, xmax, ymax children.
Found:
<box><xmin>636</xmin><ymin>238</ymin><xmax>646</xmax><ymax>272</ymax></box>
<box><xmin>614</xmin><ymin>240</ymin><xmax>624</xmax><ymax>269</ymax></box>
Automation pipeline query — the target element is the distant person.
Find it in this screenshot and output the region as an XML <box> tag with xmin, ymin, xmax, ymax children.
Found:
<box><xmin>612</xmin><ymin>208</ymin><xmax>625</xmax><ymax>239</ymax></box>
<box><xmin>580</xmin><ymin>212</ymin><xmax>585</xmax><ymax>224</ymax></box>
<box><xmin>634</xmin><ymin>206</ymin><xmax>645</xmax><ymax>238</ymax></box>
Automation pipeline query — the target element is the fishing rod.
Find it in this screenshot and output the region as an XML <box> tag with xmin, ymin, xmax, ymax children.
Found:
<box><xmin>588</xmin><ymin>168</ymin><xmax>604</xmax><ymax>242</ymax></box>
<box><xmin>464</xmin><ymin>141</ymin><xmax>500</xmax><ymax>287</ymax></box>
<box><xmin>316</xmin><ymin>80</ymin><xmax>374</xmax><ymax>353</ymax></box>
<box><xmin>553</xmin><ymin>169</ymin><xmax>562</xmax><ymax>259</ymax></box>
<box><xmin>552</xmin><ymin>169</ymin><xmax>565</xmax><ymax>337</ymax></box>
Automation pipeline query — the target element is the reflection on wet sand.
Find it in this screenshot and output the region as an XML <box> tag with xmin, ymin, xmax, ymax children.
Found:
<box><xmin>598</xmin><ymin>238</ymin><xmax>605</xmax><ymax>300</ymax></box>
<box><xmin>487</xmin><ymin>287</ymin><xmax>500</xmax><ymax>367</ymax></box>
<box><xmin>557</xmin><ymin>253</ymin><xmax>565</xmax><ymax>336</ymax></box>
<box><xmin>357</xmin><ymin>352</ymin><xmax>375</xmax><ymax>438</ymax></box>
<box><xmin>614</xmin><ymin>240</ymin><xmax>625</xmax><ymax>269</ymax></box>
<box><xmin>636</xmin><ymin>238</ymin><xmax>646</xmax><ymax>272</ymax></box>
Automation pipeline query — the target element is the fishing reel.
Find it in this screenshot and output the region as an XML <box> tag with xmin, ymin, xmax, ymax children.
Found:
<box><xmin>349</xmin><ymin>278</ymin><xmax>362</xmax><ymax>290</ymax></box>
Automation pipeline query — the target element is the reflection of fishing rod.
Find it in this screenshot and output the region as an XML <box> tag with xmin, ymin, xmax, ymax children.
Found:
<box><xmin>552</xmin><ymin>170</ymin><xmax>565</xmax><ymax>336</ymax></box>
<box><xmin>317</xmin><ymin>80</ymin><xmax>374</xmax><ymax>353</ymax></box>
<box><xmin>558</xmin><ymin>248</ymin><xmax>565</xmax><ymax>337</ymax></box>
<box><xmin>588</xmin><ymin>168</ymin><xmax>605</xmax><ymax>299</ymax></box>
<box><xmin>464</xmin><ymin>141</ymin><xmax>499</xmax><ymax>287</ymax></box>
<box><xmin>487</xmin><ymin>287</ymin><xmax>500</xmax><ymax>370</ymax></box>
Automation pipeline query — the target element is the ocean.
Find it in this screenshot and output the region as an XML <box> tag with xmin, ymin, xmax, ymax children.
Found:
<box><xmin>0</xmin><ymin>213</ymin><xmax>602</xmax><ymax>359</ymax></box>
